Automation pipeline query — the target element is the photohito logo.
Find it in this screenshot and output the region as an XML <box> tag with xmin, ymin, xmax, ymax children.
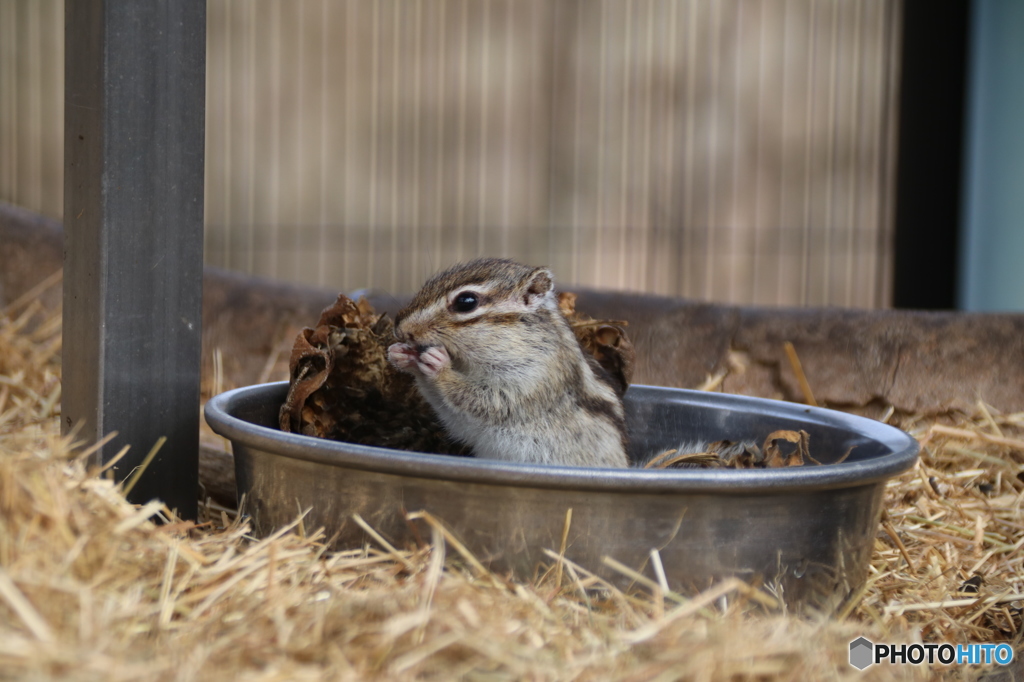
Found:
<box><xmin>849</xmin><ymin>637</ymin><xmax>1015</xmax><ymax>670</ymax></box>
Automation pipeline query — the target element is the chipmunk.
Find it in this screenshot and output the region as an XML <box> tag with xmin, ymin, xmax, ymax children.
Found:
<box><xmin>387</xmin><ymin>258</ymin><xmax>629</xmax><ymax>468</ymax></box>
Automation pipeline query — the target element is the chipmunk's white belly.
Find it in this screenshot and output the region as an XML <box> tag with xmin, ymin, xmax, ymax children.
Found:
<box><xmin>475</xmin><ymin>425</ymin><xmax>626</xmax><ymax>468</ymax></box>
<box><xmin>429</xmin><ymin>396</ymin><xmax>627</xmax><ymax>468</ymax></box>
<box><xmin>410</xmin><ymin>357</ymin><xmax>628</xmax><ymax>468</ymax></box>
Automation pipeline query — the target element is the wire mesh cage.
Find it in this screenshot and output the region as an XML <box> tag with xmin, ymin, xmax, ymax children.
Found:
<box><xmin>2</xmin><ymin>0</ymin><xmax>902</xmax><ymax>307</ymax></box>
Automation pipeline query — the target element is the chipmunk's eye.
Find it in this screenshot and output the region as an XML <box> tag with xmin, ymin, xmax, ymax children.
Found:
<box><xmin>451</xmin><ymin>291</ymin><xmax>479</xmax><ymax>313</ymax></box>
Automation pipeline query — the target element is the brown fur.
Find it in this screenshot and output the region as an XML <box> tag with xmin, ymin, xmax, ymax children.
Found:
<box><xmin>397</xmin><ymin>258</ymin><xmax>536</xmax><ymax>326</ymax></box>
<box><xmin>390</xmin><ymin>258</ymin><xmax>630</xmax><ymax>468</ymax></box>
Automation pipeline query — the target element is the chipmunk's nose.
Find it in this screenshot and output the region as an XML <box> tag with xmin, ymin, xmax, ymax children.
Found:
<box><xmin>395</xmin><ymin>317</ymin><xmax>435</xmax><ymax>348</ymax></box>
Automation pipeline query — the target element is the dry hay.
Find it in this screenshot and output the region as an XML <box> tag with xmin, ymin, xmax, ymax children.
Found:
<box><xmin>1</xmin><ymin>295</ymin><xmax>1021</xmax><ymax>681</ymax></box>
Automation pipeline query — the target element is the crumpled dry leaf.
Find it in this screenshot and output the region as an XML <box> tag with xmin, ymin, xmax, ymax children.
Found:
<box><xmin>762</xmin><ymin>429</ymin><xmax>811</xmax><ymax>468</ymax></box>
<box><xmin>279</xmin><ymin>294</ymin><xmax>468</xmax><ymax>455</ymax></box>
<box><xmin>558</xmin><ymin>291</ymin><xmax>635</xmax><ymax>398</ymax></box>
<box><xmin>646</xmin><ymin>430</ymin><xmax>835</xmax><ymax>470</ymax></box>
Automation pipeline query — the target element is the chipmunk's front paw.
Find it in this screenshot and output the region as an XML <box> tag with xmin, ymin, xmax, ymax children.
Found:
<box><xmin>415</xmin><ymin>345</ymin><xmax>450</xmax><ymax>379</ymax></box>
<box><xmin>388</xmin><ymin>342</ymin><xmax>450</xmax><ymax>379</ymax></box>
<box><xmin>388</xmin><ymin>342</ymin><xmax>420</xmax><ymax>371</ymax></box>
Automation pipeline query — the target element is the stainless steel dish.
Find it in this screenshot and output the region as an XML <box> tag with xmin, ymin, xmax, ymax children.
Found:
<box><xmin>205</xmin><ymin>382</ymin><xmax>918</xmax><ymax>611</ymax></box>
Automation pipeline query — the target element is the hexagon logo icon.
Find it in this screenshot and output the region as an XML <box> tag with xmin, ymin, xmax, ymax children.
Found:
<box><xmin>849</xmin><ymin>637</ymin><xmax>874</xmax><ymax>670</ymax></box>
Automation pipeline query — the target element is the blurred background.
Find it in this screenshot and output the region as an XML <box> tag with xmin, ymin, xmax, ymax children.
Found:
<box><xmin>1</xmin><ymin>0</ymin><xmax>1020</xmax><ymax>309</ymax></box>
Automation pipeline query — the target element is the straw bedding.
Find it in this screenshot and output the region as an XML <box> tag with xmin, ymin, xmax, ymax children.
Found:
<box><xmin>1</xmin><ymin>295</ymin><xmax>1021</xmax><ymax>681</ymax></box>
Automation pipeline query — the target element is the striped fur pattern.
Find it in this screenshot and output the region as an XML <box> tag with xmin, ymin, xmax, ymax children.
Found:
<box><xmin>389</xmin><ymin>258</ymin><xmax>629</xmax><ymax>468</ymax></box>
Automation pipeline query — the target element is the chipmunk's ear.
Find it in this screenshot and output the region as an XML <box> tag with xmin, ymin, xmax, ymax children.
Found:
<box><xmin>524</xmin><ymin>267</ymin><xmax>555</xmax><ymax>307</ymax></box>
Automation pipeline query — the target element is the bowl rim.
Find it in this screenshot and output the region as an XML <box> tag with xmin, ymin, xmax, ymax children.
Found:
<box><xmin>204</xmin><ymin>382</ymin><xmax>919</xmax><ymax>494</ymax></box>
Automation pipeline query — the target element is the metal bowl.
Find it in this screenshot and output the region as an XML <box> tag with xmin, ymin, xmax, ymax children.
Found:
<box><xmin>205</xmin><ymin>382</ymin><xmax>918</xmax><ymax>611</ymax></box>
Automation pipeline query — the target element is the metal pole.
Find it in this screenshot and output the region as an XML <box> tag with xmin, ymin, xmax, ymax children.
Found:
<box><xmin>63</xmin><ymin>1</ymin><xmax>206</xmax><ymax>518</ymax></box>
<box><xmin>891</xmin><ymin>0</ymin><xmax>970</xmax><ymax>309</ymax></box>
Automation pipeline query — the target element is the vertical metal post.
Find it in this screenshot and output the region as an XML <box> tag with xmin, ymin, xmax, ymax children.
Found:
<box><xmin>63</xmin><ymin>1</ymin><xmax>206</xmax><ymax>518</ymax></box>
<box><xmin>891</xmin><ymin>0</ymin><xmax>970</xmax><ymax>309</ymax></box>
